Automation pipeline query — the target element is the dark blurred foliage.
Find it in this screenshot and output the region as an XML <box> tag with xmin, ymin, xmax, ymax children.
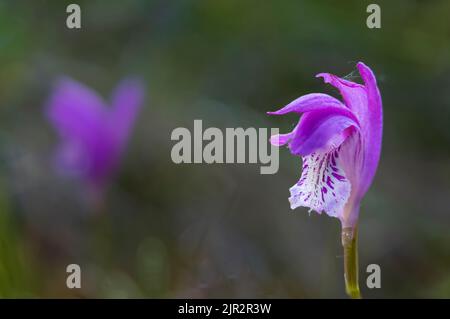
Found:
<box><xmin>0</xmin><ymin>0</ymin><xmax>449</xmax><ymax>298</ymax></box>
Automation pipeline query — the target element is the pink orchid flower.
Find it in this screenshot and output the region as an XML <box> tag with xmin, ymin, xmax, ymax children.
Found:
<box><xmin>268</xmin><ymin>62</ymin><xmax>383</xmax><ymax>298</ymax></box>
<box><xmin>46</xmin><ymin>77</ymin><xmax>144</xmax><ymax>202</ymax></box>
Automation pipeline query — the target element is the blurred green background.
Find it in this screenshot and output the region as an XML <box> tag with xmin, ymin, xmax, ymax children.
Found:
<box><xmin>0</xmin><ymin>0</ymin><xmax>449</xmax><ymax>298</ymax></box>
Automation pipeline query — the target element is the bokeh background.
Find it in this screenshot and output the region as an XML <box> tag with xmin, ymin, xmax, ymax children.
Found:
<box><xmin>0</xmin><ymin>0</ymin><xmax>449</xmax><ymax>298</ymax></box>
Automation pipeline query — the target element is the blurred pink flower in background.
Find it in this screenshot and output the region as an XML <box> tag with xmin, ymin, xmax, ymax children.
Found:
<box><xmin>46</xmin><ymin>77</ymin><xmax>145</xmax><ymax>200</ymax></box>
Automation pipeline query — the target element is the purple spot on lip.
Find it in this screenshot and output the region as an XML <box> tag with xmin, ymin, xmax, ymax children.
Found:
<box><xmin>326</xmin><ymin>176</ymin><xmax>334</xmax><ymax>189</ymax></box>
<box><xmin>298</xmin><ymin>177</ymin><xmax>305</xmax><ymax>185</ymax></box>
<box><xmin>332</xmin><ymin>173</ymin><xmax>345</xmax><ymax>181</ymax></box>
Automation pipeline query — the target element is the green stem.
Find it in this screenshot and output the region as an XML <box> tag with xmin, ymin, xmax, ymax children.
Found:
<box><xmin>342</xmin><ymin>226</ymin><xmax>361</xmax><ymax>299</ymax></box>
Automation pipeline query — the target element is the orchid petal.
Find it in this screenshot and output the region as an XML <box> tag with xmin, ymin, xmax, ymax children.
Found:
<box><xmin>316</xmin><ymin>72</ymin><xmax>367</xmax><ymax>122</ymax></box>
<box><xmin>269</xmin><ymin>132</ymin><xmax>295</xmax><ymax>146</ymax></box>
<box><xmin>287</xmin><ymin>108</ymin><xmax>359</xmax><ymax>156</ymax></box>
<box><xmin>356</xmin><ymin>62</ymin><xmax>383</xmax><ymax>195</ymax></box>
<box><xmin>267</xmin><ymin>93</ymin><xmax>347</xmax><ymax>116</ymax></box>
<box><xmin>316</xmin><ymin>63</ymin><xmax>383</xmax><ymax>197</ymax></box>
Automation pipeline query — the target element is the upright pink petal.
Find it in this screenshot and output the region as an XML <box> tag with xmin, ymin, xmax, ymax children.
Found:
<box><xmin>316</xmin><ymin>73</ymin><xmax>367</xmax><ymax>121</ymax></box>
<box><xmin>317</xmin><ymin>63</ymin><xmax>383</xmax><ymax>198</ymax></box>
<box><xmin>356</xmin><ymin>62</ymin><xmax>383</xmax><ymax>196</ymax></box>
